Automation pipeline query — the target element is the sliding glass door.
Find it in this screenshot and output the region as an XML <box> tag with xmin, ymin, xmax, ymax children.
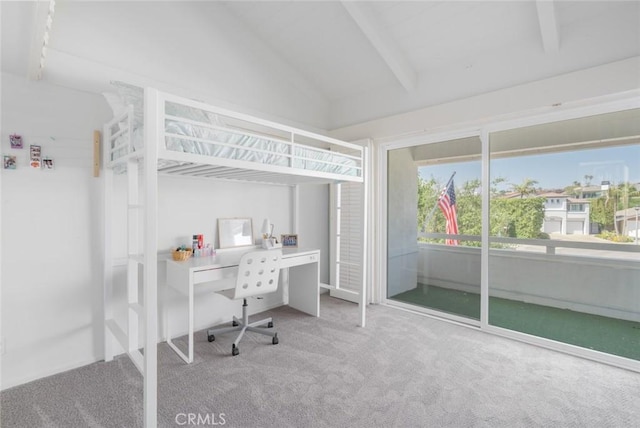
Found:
<box><xmin>387</xmin><ymin>136</ymin><xmax>482</xmax><ymax>322</ymax></box>
<box><xmin>384</xmin><ymin>106</ymin><xmax>640</xmax><ymax>365</ymax></box>
<box><xmin>488</xmin><ymin>109</ymin><xmax>640</xmax><ymax>361</ymax></box>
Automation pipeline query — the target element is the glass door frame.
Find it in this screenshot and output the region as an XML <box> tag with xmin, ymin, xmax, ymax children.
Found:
<box><xmin>377</xmin><ymin>92</ymin><xmax>640</xmax><ymax>373</ymax></box>
<box><xmin>379</xmin><ymin>127</ymin><xmax>483</xmax><ymax>328</ymax></box>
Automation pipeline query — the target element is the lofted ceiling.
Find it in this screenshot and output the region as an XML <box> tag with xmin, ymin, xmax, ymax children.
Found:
<box><xmin>2</xmin><ymin>1</ymin><xmax>639</xmax><ymax>131</ymax></box>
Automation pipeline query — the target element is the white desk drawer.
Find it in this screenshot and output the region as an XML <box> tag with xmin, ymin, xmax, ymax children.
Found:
<box><xmin>281</xmin><ymin>252</ymin><xmax>319</xmax><ymax>268</ymax></box>
<box><xmin>193</xmin><ymin>266</ymin><xmax>238</xmax><ymax>284</ymax></box>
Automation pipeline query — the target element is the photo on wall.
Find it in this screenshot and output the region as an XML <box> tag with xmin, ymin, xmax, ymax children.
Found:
<box><xmin>30</xmin><ymin>144</ymin><xmax>41</xmax><ymax>169</ymax></box>
<box><xmin>9</xmin><ymin>134</ymin><xmax>23</xmax><ymax>149</ymax></box>
<box><xmin>3</xmin><ymin>155</ymin><xmax>17</xmax><ymax>170</ymax></box>
<box><xmin>43</xmin><ymin>157</ymin><xmax>54</xmax><ymax>170</ymax></box>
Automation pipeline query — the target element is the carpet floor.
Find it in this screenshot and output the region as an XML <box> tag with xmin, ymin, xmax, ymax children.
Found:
<box><xmin>2</xmin><ymin>294</ymin><xmax>639</xmax><ymax>427</ymax></box>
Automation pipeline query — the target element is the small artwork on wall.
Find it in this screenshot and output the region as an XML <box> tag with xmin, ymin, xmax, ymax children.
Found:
<box><xmin>10</xmin><ymin>134</ymin><xmax>23</xmax><ymax>149</ymax></box>
<box><xmin>3</xmin><ymin>155</ymin><xmax>16</xmax><ymax>170</ymax></box>
<box><xmin>30</xmin><ymin>144</ymin><xmax>41</xmax><ymax>169</ymax></box>
<box><xmin>43</xmin><ymin>157</ymin><xmax>54</xmax><ymax>170</ymax></box>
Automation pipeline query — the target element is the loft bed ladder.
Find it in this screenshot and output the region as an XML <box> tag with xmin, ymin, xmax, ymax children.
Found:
<box><xmin>102</xmin><ymin>89</ymin><xmax>159</xmax><ymax>428</ymax></box>
<box><xmin>103</xmin><ymin>156</ymin><xmax>146</xmax><ymax>367</ymax></box>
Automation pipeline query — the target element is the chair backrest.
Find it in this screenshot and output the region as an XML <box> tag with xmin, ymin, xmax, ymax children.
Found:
<box><xmin>233</xmin><ymin>249</ymin><xmax>282</xmax><ymax>300</ymax></box>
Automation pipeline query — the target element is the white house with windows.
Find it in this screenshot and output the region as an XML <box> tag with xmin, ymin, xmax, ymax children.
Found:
<box><xmin>616</xmin><ymin>207</ymin><xmax>640</xmax><ymax>241</ymax></box>
<box><xmin>542</xmin><ymin>193</ymin><xmax>591</xmax><ymax>235</ymax></box>
<box><xmin>501</xmin><ymin>192</ymin><xmax>592</xmax><ymax>235</ymax></box>
<box><xmin>574</xmin><ymin>181</ymin><xmax>611</xmax><ymax>199</ymax></box>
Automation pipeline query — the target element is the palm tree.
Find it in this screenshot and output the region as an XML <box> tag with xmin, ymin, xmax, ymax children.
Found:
<box><xmin>510</xmin><ymin>178</ymin><xmax>539</xmax><ymax>198</ymax></box>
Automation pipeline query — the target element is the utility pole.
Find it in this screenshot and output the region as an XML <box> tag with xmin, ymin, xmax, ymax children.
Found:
<box><xmin>635</xmin><ymin>206</ymin><xmax>639</xmax><ymax>245</ymax></box>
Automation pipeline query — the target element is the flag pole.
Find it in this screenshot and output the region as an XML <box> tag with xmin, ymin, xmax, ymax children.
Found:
<box><xmin>422</xmin><ymin>171</ymin><xmax>456</xmax><ymax>232</ymax></box>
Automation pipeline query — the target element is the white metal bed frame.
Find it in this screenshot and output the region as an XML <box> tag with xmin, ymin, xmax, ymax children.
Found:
<box><xmin>102</xmin><ymin>87</ymin><xmax>368</xmax><ymax>427</ymax></box>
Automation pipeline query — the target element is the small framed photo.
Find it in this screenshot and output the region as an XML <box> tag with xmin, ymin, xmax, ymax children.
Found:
<box><xmin>10</xmin><ymin>134</ymin><xmax>23</xmax><ymax>149</ymax></box>
<box><xmin>281</xmin><ymin>234</ymin><xmax>298</xmax><ymax>248</ymax></box>
<box><xmin>30</xmin><ymin>144</ymin><xmax>41</xmax><ymax>169</ymax></box>
<box><xmin>3</xmin><ymin>155</ymin><xmax>16</xmax><ymax>170</ymax></box>
<box><xmin>43</xmin><ymin>157</ymin><xmax>54</xmax><ymax>170</ymax></box>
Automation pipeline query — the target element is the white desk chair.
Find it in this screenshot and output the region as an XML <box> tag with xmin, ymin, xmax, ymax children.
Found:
<box><xmin>207</xmin><ymin>249</ymin><xmax>282</xmax><ymax>356</ymax></box>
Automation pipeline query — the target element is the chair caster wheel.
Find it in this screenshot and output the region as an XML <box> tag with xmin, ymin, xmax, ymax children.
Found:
<box><xmin>232</xmin><ymin>345</ymin><xmax>239</xmax><ymax>356</ymax></box>
<box><xmin>272</xmin><ymin>334</ymin><xmax>279</xmax><ymax>345</ymax></box>
<box><xmin>232</xmin><ymin>321</ymin><xmax>239</xmax><ymax>327</ymax></box>
<box><xmin>267</xmin><ymin>321</ymin><xmax>274</xmax><ymax>328</ymax></box>
<box><xmin>207</xmin><ymin>334</ymin><xmax>215</xmax><ymax>342</ymax></box>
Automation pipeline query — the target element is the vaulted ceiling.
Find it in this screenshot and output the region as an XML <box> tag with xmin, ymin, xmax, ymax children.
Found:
<box><xmin>2</xmin><ymin>1</ymin><xmax>639</xmax><ymax>131</ymax></box>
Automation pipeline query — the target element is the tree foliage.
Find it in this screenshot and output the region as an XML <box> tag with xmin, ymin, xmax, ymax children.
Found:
<box><xmin>490</xmin><ymin>198</ymin><xmax>546</xmax><ymax>238</ymax></box>
<box><xmin>509</xmin><ymin>178</ymin><xmax>539</xmax><ymax>198</ymax></box>
<box><xmin>589</xmin><ymin>197</ymin><xmax>614</xmax><ymax>231</ymax></box>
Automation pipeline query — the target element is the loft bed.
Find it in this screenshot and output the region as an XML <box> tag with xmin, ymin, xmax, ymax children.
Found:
<box><xmin>103</xmin><ymin>82</ymin><xmax>363</xmax><ymax>184</ymax></box>
<box><xmin>101</xmin><ymin>83</ymin><xmax>368</xmax><ymax>427</ymax></box>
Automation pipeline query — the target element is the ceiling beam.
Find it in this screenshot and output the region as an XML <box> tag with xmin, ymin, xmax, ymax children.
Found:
<box><xmin>342</xmin><ymin>1</ymin><xmax>417</xmax><ymax>92</ymax></box>
<box><xmin>27</xmin><ymin>0</ymin><xmax>56</xmax><ymax>80</ymax></box>
<box><xmin>536</xmin><ymin>0</ymin><xmax>560</xmax><ymax>53</ymax></box>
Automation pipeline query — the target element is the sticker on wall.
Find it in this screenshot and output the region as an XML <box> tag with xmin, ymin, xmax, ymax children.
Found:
<box><xmin>43</xmin><ymin>157</ymin><xmax>54</xmax><ymax>170</ymax></box>
<box><xmin>3</xmin><ymin>155</ymin><xmax>16</xmax><ymax>170</ymax></box>
<box><xmin>30</xmin><ymin>144</ymin><xmax>42</xmax><ymax>169</ymax></box>
<box><xmin>10</xmin><ymin>134</ymin><xmax>23</xmax><ymax>149</ymax></box>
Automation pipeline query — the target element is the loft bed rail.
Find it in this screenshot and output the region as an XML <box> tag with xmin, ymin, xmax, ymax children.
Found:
<box><xmin>104</xmin><ymin>88</ymin><xmax>364</xmax><ymax>184</ymax></box>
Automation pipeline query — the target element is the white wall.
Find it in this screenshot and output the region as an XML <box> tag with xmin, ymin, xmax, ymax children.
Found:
<box><xmin>41</xmin><ymin>2</ymin><xmax>330</xmax><ymax>132</ymax></box>
<box><xmin>1</xmin><ymin>73</ymin><xmax>331</xmax><ymax>389</ymax></box>
<box><xmin>1</xmin><ymin>72</ymin><xmax>109</xmax><ymax>389</ymax></box>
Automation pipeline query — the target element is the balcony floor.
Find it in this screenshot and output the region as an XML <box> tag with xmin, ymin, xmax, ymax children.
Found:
<box><xmin>390</xmin><ymin>283</ymin><xmax>640</xmax><ymax>361</ymax></box>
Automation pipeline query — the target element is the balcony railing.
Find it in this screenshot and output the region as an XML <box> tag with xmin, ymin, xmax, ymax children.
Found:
<box><xmin>418</xmin><ymin>232</ymin><xmax>640</xmax><ymax>258</ymax></box>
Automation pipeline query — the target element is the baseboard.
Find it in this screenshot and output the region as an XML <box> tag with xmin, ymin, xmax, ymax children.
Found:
<box><xmin>1</xmin><ymin>356</ymin><xmax>102</xmax><ymax>391</ymax></box>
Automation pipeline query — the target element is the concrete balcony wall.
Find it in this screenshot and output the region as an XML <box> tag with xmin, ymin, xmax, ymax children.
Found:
<box><xmin>418</xmin><ymin>244</ymin><xmax>640</xmax><ymax>322</ymax></box>
<box><xmin>388</xmin><ymin>247</ymin><xmax>419</xmax><ymax>297</ymax></box>
<box><xmin>387</xmin><ymin>148</ymin><xmax>419</xmax><ymax>296</ymax></box>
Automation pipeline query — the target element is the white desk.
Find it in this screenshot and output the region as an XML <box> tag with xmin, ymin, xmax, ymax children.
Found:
<box><xmin>165</xmin><ymin>247</ymin><xmax>320</xmax><ymax>363</ymax></box>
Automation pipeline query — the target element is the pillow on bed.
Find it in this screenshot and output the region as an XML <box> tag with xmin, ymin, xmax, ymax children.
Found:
<box><xmin>108</xmin><ymin>81</ymin><xmax>225</xmax><ymax>130</ymax></box>
<box><xmin>166</xmin><ymin>102</ymin><xmax>225</xmax><ymax>127</ymax></box>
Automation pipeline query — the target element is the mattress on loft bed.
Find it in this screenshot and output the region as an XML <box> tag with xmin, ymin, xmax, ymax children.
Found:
<box><xmin>104</xmin><ymin>83</ymin><xmax>360</xmax><ymax>177</ymax></box>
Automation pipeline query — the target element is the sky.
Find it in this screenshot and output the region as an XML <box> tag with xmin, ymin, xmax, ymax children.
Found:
<box><xmin>419</xmin><ymin>145</ymin><xmax>640</xmax><ymax>192</ymax></box>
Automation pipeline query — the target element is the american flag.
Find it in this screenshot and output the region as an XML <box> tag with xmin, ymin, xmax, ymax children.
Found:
<box><xmin>438</xmin><ymin>180</ymin><xmax>459</xmax><ymax>245</ymax></box>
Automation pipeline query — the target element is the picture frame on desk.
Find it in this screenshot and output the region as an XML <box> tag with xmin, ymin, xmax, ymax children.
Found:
<box><xmin>218</xmin><ymin>217</ymin><xmax>254</xmax><ymax>249</ymax></box>
<box><xmin>281</xmin><ymin>234</ymin><xmax>298</xmax><ymax>248</ymax></box>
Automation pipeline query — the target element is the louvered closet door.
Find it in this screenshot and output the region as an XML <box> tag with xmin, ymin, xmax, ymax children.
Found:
<box><xmin>330</xmin><ymin>180</ymin><xmax>364</xmax><ymax>302</ymax></box>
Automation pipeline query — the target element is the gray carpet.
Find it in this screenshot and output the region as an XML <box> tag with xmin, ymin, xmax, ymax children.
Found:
<box><xmin>2</xmin><ymin>295</ymin><xmax>639</xmax><ymax>427</ymax></box>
